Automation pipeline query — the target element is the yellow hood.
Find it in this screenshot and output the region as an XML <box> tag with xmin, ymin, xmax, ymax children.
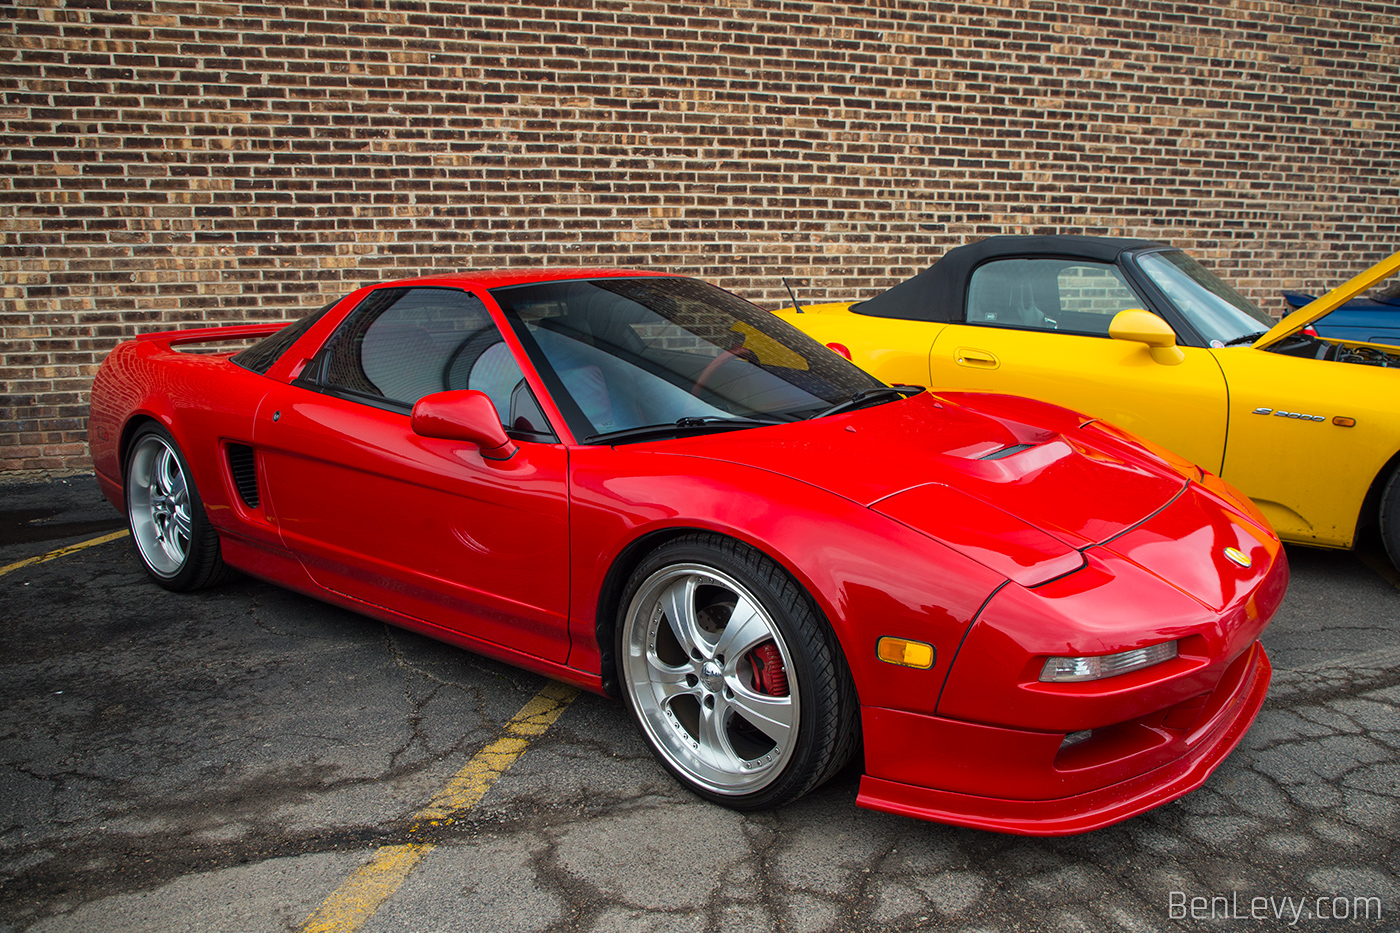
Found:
<box><xmin>1253</xmin><ymin>250</ymin><xmax>1400</xmax><ymax>350</ymax></box>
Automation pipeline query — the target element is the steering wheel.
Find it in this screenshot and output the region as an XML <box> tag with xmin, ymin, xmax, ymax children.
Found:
<box><xmin>690</xmin><ymin>350</ymin><xmax>737</xmax><ymax>396</ymax></box>
<box><xmin>442</xmin><ymin>327</ymin><xmax>501</xmax><ymax>391</ymax></box>
<box><xmin>690</xmin><ymin>347</ymin><xmax>757</xmax><ymax>396</ymax></box>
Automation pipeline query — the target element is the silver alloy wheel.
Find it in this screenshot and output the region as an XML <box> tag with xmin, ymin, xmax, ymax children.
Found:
<box><xmin>622</xmin><ymin>562</ymin><xmax>800</xmax><ymax>795</ymax></box>
<box><xmin>127</xmin><ymin>433</ymin><xmax>194</xmax><ymax>578</ymax></box>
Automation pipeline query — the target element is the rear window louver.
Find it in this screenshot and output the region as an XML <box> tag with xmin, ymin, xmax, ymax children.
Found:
<box><xmin>227</xmin><ymin>444</ymin><xmax>260</xmax><ymax>508</ymax></box>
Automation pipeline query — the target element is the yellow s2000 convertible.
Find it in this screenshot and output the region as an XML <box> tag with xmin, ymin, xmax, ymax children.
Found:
<box><xmin>777</xmin><ymin>236</ymin><xmax>1400</xmax><ymax>567</ymax></box>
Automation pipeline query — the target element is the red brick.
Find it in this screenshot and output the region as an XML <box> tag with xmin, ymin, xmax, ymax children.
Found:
<box><xmin>2</xmin><ymin>0</ymin><xmax>1398</xmax><ymax>472</ymax></box>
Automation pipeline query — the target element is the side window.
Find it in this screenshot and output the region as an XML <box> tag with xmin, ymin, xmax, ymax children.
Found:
<box><xmin>1055</xmin><ymin>264</ymin><xmax>1145</xmax><ymax>335</ymax></box>
<box><xmin>966</xmin><ymin>260</ymin><xmax>1144</xmax><ymax>336</ymax></box>
<box><xmin>313</xmin><ymin>287</ymin><xmax>553</xmax><ymax>438</ymax></box>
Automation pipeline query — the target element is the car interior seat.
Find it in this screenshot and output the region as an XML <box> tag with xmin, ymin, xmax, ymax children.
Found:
<box><xmin>360</xmin><ymin>324</ymin><xmax>447</xmax><ymax>404</ymax></box>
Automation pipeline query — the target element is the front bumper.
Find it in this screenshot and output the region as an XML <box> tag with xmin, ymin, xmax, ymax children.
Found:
<box><xmin>856</xmin><ymin>639</ymin><xmax>1271</xmax><ymax>836</ymax></box>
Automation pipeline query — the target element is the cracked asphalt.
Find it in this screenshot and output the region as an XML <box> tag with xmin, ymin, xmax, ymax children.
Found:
<box><xmin>2</xmin><ymin>476</ymin><xmax>1397</xmax><ymax>932</ymax></box>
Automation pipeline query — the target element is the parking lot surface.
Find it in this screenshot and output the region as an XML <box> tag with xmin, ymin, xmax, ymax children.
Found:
<box><xmin>2</xmin><ymin>476</ymin><xmax>1398</xmax><ymax>932</ymax></box>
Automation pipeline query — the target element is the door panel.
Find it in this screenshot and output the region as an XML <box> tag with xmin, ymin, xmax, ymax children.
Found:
<box><xmin>254</xmin><ymin>385</ymin><xmax>571</xmax><ymax>662</ymax></box>
<box><xmin>928</xmin><ymin>325</ymin><xmax>1230</xmax><ymax>474</ymax></box>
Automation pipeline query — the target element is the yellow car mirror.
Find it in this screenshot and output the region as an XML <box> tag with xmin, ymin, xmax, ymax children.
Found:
<box><xmin>1110</xmin><ymin>309</ymin><xmax>1185</xmax><ymax>365</ymax></box>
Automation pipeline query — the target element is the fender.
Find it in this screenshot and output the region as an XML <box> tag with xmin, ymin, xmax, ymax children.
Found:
<box><xmin>566</xmin><ymin>446</ymin><xmax>1007</xmax><ymax>715</ymax></box>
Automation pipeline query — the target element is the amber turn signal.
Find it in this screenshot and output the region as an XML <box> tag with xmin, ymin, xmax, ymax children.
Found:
<box><xmin>1332</xmin><ymin>416</ymin><xmax>1356</xmax><ymax>427</ymax></box>
<box><xmin>877</xmin><ymin>637</ymin><xmax>935</xmax><ymax>669</ymax></box>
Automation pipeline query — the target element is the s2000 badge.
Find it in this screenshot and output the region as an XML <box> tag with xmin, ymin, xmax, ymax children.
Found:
<box><xmin>1224</xmin><ymin>547</ymin><xmax>1252</xmax><ymax>568</ymax></box>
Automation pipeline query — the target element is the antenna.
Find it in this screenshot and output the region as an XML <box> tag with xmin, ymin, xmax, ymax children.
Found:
<box><xmin>782</xmin><ymin>277</ymin><xmax>806</xmax><ymax>314</ymax></box>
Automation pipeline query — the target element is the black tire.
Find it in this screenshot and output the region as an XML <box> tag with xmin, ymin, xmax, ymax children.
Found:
<box><xmin>616</xmin><ymin>533</ymin><xmax>858</xmax><ymax>810</ymax></box>
<box><xmin>1380</xmin><ymin>465</ymin><xmax>1400</xmax><ymax>571</ymax></box>
<box><xmin>123</xmin><ymin>423</ymin><xmax>232</xmax><ymax>591</ymax></box>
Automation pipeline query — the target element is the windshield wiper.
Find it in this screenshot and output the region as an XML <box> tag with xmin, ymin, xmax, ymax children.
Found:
<box><xmin>807</xmin><ymin>385</ymin><xmax>924</xmax><ymax>420</ymax></box>
<box><xmin>1223</xmin><ymin>330</ymin><xmax>1268</xmax><ymax>347</ymax></box>
<box><xmin>584</xmin><ymin>416</ymin><xmax>783</xmax><ymax>445</ymax></box>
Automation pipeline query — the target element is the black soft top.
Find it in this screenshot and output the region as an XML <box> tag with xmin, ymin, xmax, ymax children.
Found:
<box><xmin>853</xmin><ymin>235</ymin><xmax>1168</xmax><ymax>322</ymax></box>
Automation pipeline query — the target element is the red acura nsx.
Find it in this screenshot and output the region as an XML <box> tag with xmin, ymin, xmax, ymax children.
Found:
<box><xmin>88</xmin><ymin>269</ymin><xmax>1287</xmax><ymax>835</ymax></box>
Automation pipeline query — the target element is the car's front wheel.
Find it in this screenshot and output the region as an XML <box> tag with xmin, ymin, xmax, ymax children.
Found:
<box><xmin>124</xmin><ymin>423</ymin><xmax>230</xmax><ymax>591</ymax></box>
<box><xmin>617</xmin><ymin>534</ymin><xmax>858</xmax><ymax>810</ymax></box>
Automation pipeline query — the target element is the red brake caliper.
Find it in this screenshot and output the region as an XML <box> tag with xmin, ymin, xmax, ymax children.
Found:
<box><xmin>749</xmin><ymin>642</ymin><xmax>789</xmax><ymax>697</ymax></box>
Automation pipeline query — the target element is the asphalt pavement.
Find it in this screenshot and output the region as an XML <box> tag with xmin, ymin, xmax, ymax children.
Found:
<box><xmin>2</xmin><ymin>476</ymin><xmax>1397</xmax><ymax>932</ymax></box>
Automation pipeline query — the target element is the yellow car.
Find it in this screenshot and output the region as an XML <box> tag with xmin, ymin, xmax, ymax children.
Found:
<box><xmin>776</xmin><ymin>235</ymin><xmax>1400</xmax><ymax>566</ymax></box>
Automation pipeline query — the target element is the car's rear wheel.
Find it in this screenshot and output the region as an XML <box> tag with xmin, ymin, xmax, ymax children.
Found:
<box><xmin>125</xmin><ymin>424</ymin><xmax>230</xmax><ymax>591</ymax></box>
<box><xmin>617</xmin><ymin>534</ymin><xmax>857</xmax><ymax>810</ymax></box>
<box><xmin>1380</xmin><ymin>464</ymin><xmax>1400</xmax><ymax>570</ymax></box>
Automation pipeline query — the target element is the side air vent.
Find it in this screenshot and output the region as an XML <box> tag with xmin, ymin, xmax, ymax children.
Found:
<box><xmin>980</xmin><ymin>443</ymin><xmax>1036</xmax><ymax>461</ymax></box>
<box><xmin>227</xmin><ymin>444</ymin><xmax>260</xmax><ymax>508</ymax></box>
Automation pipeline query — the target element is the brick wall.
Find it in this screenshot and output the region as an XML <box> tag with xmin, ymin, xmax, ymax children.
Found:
<box><xmin>3</xmin><ymin>0</ymin><xmax>1398</xmax><ymax>472</ymax></box>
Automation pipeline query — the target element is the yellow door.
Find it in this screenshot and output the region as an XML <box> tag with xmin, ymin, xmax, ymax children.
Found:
<box><xmin>927</xmin><ymin>324</ymin><xmax>1230</xmax><ymax>473</ymax></box>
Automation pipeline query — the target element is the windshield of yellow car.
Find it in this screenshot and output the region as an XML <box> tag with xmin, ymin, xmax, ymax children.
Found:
<box><xmin>1135</xmin><ymin>250</ymin><xmax>1275</xmax><ymax>346</ymax></box>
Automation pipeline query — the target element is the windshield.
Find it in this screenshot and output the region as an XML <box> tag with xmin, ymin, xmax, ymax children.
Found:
<box><xmin>1135</xmin><ymin>250</ymin><xmax>1275</xmax><ymax>345</ymax></box>
<box><xmin>490</xmin><ymin>277</ymin><xmax>884</xmax><ymax>441</ymax></box>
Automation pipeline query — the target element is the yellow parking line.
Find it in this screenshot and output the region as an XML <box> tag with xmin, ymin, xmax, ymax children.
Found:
<box><xmin>295</xmin><ymin>680</ymin><xmax>579</xmax><ymax>933</ymax></box>
<box><xmin>296</xmin><ymin>845</ymin><xmax>430</xmax><ymax>933</ymax></box>
<box><xmin>0</xmin><ymin>529</ymin><xmax>129</xmax><ymax>578</ymax></box>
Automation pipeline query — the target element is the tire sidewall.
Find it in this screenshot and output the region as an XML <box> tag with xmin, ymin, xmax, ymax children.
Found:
<box><xmin>1380</xmin><ymin>465</ymin><xmax>1400</xmax><ymax>570</ymax></box>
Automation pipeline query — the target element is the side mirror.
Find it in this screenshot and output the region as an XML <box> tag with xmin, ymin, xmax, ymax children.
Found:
<box><xmin>1109</xmin><ymin>309</ymin><xmax>1185</xmax><ymax>365</ymax></box>
<box><xmin>411</xmin><ymin>390</ymin><xmax>518</xmax><ymax>461</ymax></box>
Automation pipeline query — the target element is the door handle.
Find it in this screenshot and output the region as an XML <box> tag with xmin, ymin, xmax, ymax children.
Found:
<box><xmin>955</xmin><ymin>348</ymin><xmax>1000</xmax><ymax>369</ymax></box>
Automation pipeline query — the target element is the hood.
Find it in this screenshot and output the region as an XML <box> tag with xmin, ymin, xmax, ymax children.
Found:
<box><xmin>1255</xmin><ymin>250</ymin><xmax>1400</xmax><ymax>349</ymax></box>
<box><xmin>658</xmin><ymin>392</ymin><xmax>1190</xmax><ymax>586</ymax></box>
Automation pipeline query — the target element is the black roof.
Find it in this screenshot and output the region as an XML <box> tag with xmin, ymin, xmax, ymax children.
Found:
<box><xmin>852</xmin><ymin>235</ymin><xmax>1169</xmax><ymax>322</ymax></box>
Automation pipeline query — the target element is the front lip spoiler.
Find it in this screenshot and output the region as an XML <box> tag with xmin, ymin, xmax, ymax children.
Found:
<box><xmin>854</xmin><ymin>642</ymin><xmax>1272</xmax><ymax>836</ymax></box>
